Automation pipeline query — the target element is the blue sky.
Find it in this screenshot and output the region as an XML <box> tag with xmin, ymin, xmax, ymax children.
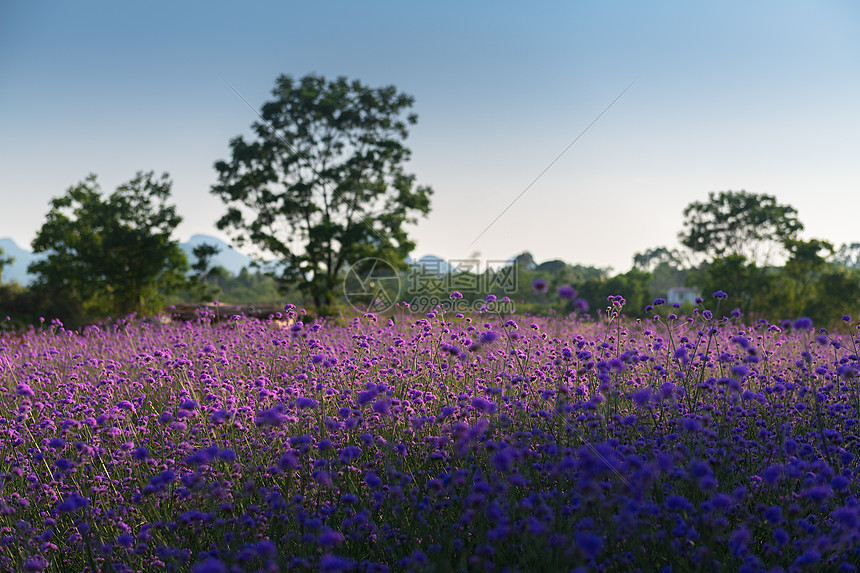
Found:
<box><xmin>1</xmin><ymin>1</ymin><xmax>858</xmax><ymax>272</ymax></box>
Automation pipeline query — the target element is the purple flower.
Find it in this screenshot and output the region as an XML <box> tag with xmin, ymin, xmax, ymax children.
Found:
<box><xmin>763</xmin><ymin>505</ymin><xmax>782</xmax><ymax>524</ymax></box>
<box><xmin>730</xmin><ymin>365</ymin><xmax>749</xmax><ymax>380</ymax></box>
<box><xmin>57</xmin><ymin>493</ymin><xmax>89</xmax><ymax>514</ymax></box>
<box><xmin>364</xmin><ymin>471</ymin><xmax>382</xmax><ymax>489</ymax></box>
<box><xmin>278</xmin><ymin>451</ymin><xmax>299</xmax><ymax>471</ymax></box>
<box><xmin>652</xmin><ymin>298</ymin><xmax>666</xmax><ymax>306</ymax></box>
<box><xmin>23</xmin><ymin>556</ymin><xmax>48</xmax><ymax>572</ymax></box>
<box><xmin>255</xmin><ymin>407</ymin><xmax>286</xmax><ymax>427</ymax></box>
<box><xmin>357</xmin><ymin>390</ymin><xmax>376</xmax><ymax>405</ymax></box>
<box><xmin>372</xmin><ymin>399</ymin><xmax>391</xmax><ymax>415</ymax></box>
<box><xmin>831</xmin><ymin>507</ymin><xmax>859</xmax><ymax>529</ymax></box>
<box><xmin>558</xmin><ymin>285</ymin><xmax>577</xmax><ymax>299</ymax></box>
<box><xmin>479</xmin><ymin>330</ymin><xmax>499</xmax><ymax>345</ymax></box>
<box><xmin>449</xmin><ymin>291</ymin><xmax>463</xmax><ymax>300</ymax></box>
<box><xmin>295</xmin><ymin>397</ymin><xmax>318</xmax><ymax>410</ymax></box>
<box><xmin>794</xmin><ymin>317</ymin><xmax>813</xmax><ymax>330</ymax></box>
<box><xmin>317</xmin><ymin>529</ymin><xmax>345</xmax><ymax>547</ymax></box>
<box><xmin>631</xmin><ymin>387</ymin><xmax>651</xmax><ymax>407</ymax></box>
<box><xmin>712</xmin><ymin>290</ymin><xmax>728</xmax><ymax>299</ymax></box>
<box><xmin>801</xmin><ymin>485</ymin><xmax>832</xmax><ymax>502</ymax></box>
<box><xmin>132</xmin><ymin>446</ymin><xmax>149</xmax><ymax>461</ymax></box>
<box><xmin>116</xmin><ymin>400</ymin><xmax>135</xmax><ymax>411</ymax></box>
<box><xmin>320</xmin><ymin>554</ymin><xmax>354</xmax><ymax>573</ymax></box>
<box><xmin>532</xmin><ymin>279</ymin><xmax>548</xmax><ymax>294</ymax></box>
<box><xmin>492</xmin><ymin>449</ymin><xmax>514</xmax><ymax>473</ymax></box>
<box><xmin>471</xmin><ymin>396</ymin><xmax>497</xmax><ymax>414</ymax></box>
<box><xmin>191</xmin><ymin>558</ymin><xmax>227</xmax><ymax>573</ymax></box>
<box><xmin>575</xmin><ymin>531</ymin><xmax>603</xmax><ymax>559</ymax></box>
<box><xmin>54</xmin><ymin>458</ymin><xmax>74</xmax><ymax>471</ymax></box>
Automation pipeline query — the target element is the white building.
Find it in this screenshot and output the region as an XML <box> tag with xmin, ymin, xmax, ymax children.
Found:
<box><xmin>667</xmin><ymin>286</ymin><xmax>699</xmax><ymax>306</ymax></box>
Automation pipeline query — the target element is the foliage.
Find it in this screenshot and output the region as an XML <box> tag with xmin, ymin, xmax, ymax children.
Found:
<box><xmin>679</xmin><ymin>190</ymin><xmax>803</xmax><ymax>266</ymax></box>
<box><xmin>685</xmin><ymin>255</ymin><xmax>780</xmax><ymax>318</ymax></box>
<box><xmin>212</xmin><ymin>73</ymin><xmax>433</xmax><ymax>310</ymax></box>
<box><xmin>632</xmin><ymin>246</ymin><xmax>685</xmax><ymax>273</ymax></box>
<box><xmin>576</xmin><ymin>269</ymin><xmax>652</xmax><ymax>318</ymax></box>
<box><xmin>780</xmin><ymin>238</ymin><xmax>834</xmax><ymax>318</ymax></box>
<box><xmin>189</xmin><ymin>243</ymin><xmax>222</xmax><ymax>301</ymax></box>
<box><xmin>832</xmin><ymin>242</ymin><xmax>860</xmax><ymax>269</ymax></box>
<box><xmin>173</xmin><ymin>267</ymin><xmax>288</xmax><ymax>306</ymax></box>
<box><xmin>632</xmin><ymin>246</ymin><xmax>690</xmax><ymax>298</ymax></box>
<box><xmin>28</xmin><ymin>172</ymin><xmax>189</xmax><ymax>324</ymax></box>
<box><xmin>0</xmin><ymin>247</ymin><xmax>13</xmax><ymax>284</ymax></box>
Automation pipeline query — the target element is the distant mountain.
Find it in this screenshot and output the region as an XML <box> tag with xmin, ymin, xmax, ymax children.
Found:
<box><xmin>0</xmin><ymin>238</ymin><xmax>42</xmax><ymax>285</ymax></box>
<box><xmin>0</xmin><ymin>234</ymin><xmax>258</xmax><ymax>285</ymax></box>
<box><xmin>180</xmin><ymin>234</ymin><xmax>257</xmax><ymax>276</ymax></box>
<box><xmin>410</xmin><ymin>255</ymin><xmax>452</xmax><ymax>275</ymax></box>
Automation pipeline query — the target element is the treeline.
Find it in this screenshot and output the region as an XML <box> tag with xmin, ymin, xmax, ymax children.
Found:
<box><xmin>393</xmin><ymin>191</ymin><xmax>860</xmax><ymax>326</ymax></box>
<box><xmin>2</xmin><ymin>71</ymin><xmax>858</xmax><ymax>328</ymax></box>
<box><xmin>3</xmin><ymin>184</ymin><xmax>859</xmax><ymax>328</ymax></box>
<box><xmin>0</xmin><ymin>172</ymin><xmax>293</xmax><ymax>329</ymax></box>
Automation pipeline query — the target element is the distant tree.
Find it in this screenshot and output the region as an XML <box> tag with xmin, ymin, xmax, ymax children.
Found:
<box><xmin>535</xmin><ymin>260</ymin><xmax>568</xmax><ymax>273</ymax></box>
<box><xmin>513</xmin><ymin>252</ymin><xmax>537</xmax><ymax>271</ymax></box>
<box><xmin>577</xmin><ymin>269</ymin><xmax>651</xmax><ymax>318</ymax></box>
<box><xmin>632</xmin><ymin>246</ymin><xmax>691</xmax><ymax>298</ymax></box>
<box><xmin>0</xmin><ymin>247</ymin><xmax>13</xmax><ymax>284</ymax></box>
<box><xmin>211</xmin><ymin>73</ymin><xmax>433</xmax><ymax>309</ymax></box>
<box><xmin>632</xmin><ymin>246</ymin><xmax>686</xmax><ymax>272</ymax></box>
<box><xmin>812</xmin><ymin>267</ymin><xmax>860</xmax><ymax>324</ymax></box>
<box><xmin>832</xmin><ymin>243</ymin><xmax>860</xmax><ymax>269</ymax></box>
<box><xmin>686</xmin><ymin>254</ymin><xmax>785</xmax><ymax>318</ymax></box>
<box><xmin>191</xmin><ymin>243</ymin><xmax>221</xmax><ymax>276</ymax></box>
<box><xmin>679</xmin><ymin>190</ymin><xmax>803</xmax><ymax>266</ymax></box>
<box><xmin>29</xmin><ymin>172</ymin><xmax>189</xmax><ymax>321</ymax></box>
<box><xmin>190</xmin><ymin>243</ymin><xmax>222</xmax><ymax>301</ymax></box>
<box><xmin>783</xmin><ymin>239</ymin><xmax>833</xmax><ymax>285</ymax></box>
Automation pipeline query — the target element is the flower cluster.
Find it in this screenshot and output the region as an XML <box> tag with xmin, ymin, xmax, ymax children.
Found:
<box><xmin>2</xmin><ymin>303</ymin><xmax>860</xmax><ymax>571</ymax></box>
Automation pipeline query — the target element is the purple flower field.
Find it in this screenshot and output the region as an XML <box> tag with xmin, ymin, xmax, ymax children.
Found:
<box><xmin>3</xmin><ymin>297</ymin><xmax>860</xmax><ymax>572</ymax></box>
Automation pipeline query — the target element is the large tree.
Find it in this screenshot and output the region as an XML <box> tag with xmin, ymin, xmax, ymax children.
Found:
<box><xmin>211</xmin><ymin>74</ymin><xmax>433</xmax><ymax>309</ymax></box>
<box><xmin>679</xmin><ymin>190</ymin><xmax>803</xmax><ymax>266</ymax></box>
<box><xmin>29</xmin><ymin>172</ymin><xmax>189</xmax><ymax>320</ymax></box>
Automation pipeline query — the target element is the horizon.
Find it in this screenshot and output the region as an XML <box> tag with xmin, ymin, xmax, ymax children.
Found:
<box><xmin>2</xmin><ymin>1</ymin><xmax>858</xmax><ymax>273</ymax></box>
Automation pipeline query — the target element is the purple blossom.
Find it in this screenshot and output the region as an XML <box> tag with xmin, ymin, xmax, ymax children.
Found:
<box><xmin>191</xmin><ymin>558</ymin><xmax>227</xmax><ymax>573</ymax></box>
<box><xmin>57</xmin><ymin>493</ymin><xmax>89</xmax><ymax>514</ymax></box>
<box><xmin>558</xmin><ymin>285</ymin><xmax>577</xmax><ymax>299</ymax></box>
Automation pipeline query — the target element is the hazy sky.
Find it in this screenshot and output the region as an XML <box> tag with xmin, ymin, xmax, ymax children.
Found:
<box><xmin>1</xmin><ymin>1</ymin><xmax>858</xmax><ymax>273</ymax></box>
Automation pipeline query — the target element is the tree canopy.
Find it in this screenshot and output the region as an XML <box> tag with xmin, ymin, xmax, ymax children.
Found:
<box><xmin>212</xmin><ymin>73</ymin><xmax>433</xmax><ymax>309</ymax></box>
<box><xmin>678</xmin><ymin>190</ymin><xmax>803</xmax><ymax>266</ymax></box>
<box><xmin>29</xmin><ymin>172</ymin><xmax>189</xmax><ymax>321</ymax></box>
